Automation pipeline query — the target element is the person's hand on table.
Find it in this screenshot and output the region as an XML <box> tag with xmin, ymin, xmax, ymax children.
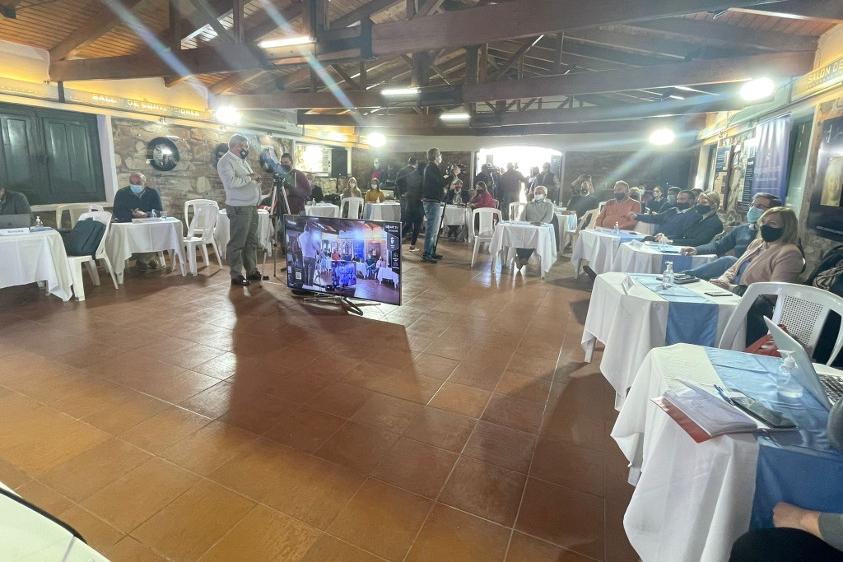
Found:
<box><xmin>132</xmin><ymin>209</ymin><xmax>147</xmax><ymax>218</ymax></box>
<box><xmin>709</xmin><ymin>277</ymin><xmax>732</xmax><ymax>290</ymax></box>
<box><xmin>655</xmin><ymin>233</ymin><xmax>671</xmax><ymax>244</ymax></box>
<box><xmin>773</xmin><ymin>502</ymin><xmax>822</xmax><ymax>538</ymax></box>
<box><xmin>681</xmin><ymin>247</ymin><xmax>697</xmax><ymax>256</ymax></box>
<box><xmin>626</xmin><ymin>212</ymin><xmax>638</xmax><ymax>221</ymax></box>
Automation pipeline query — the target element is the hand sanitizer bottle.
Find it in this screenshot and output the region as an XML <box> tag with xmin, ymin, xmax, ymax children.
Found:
<box><xmin>777</xmin><ymin>350</ymin><xmax>803</xmax><ymax>400</ymax></box>
<box><xmin>35</xmin><ymin>216</ymin><xmax>43</xmax><ymax>228</ymax></box>
<box><xmin>662</xmin><ymin>261</ymin><xmax>674</xmax><ymax>289</ymax></box>
<box><xmin>613</xmin><ymin>221</ymin><xmax>620</xmax><ymax>236</ymax></box>
<box><xmin>151</xmin><ymin>209</ymin><xmax>158</xmax><ymax>219</ymax></box>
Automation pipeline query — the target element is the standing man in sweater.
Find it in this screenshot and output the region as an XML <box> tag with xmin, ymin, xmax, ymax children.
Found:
<box><xmin>217</xmin><ymin>134</ymin><xmax>263</xmax><ymax>287</ymax></box>
<box><xmin>421</xmin><ymin>147</ymin><xmax>447</xmax><ymax>264</ymax></box>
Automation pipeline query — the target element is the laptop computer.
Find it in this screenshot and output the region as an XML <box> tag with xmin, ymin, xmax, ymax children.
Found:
<box><xmin>765</xmin><ymin>317</ymin><xmax>843</xmax><ymax>409</ymax></box>
<box><xmin>0</xmin><ymin>214</ymin><xmax>31</xmax><ymax>229</ymax></box>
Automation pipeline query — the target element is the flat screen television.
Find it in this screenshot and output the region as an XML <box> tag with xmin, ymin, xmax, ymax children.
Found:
<box><xmin>808</xmin><ymin>115</ymin><xmax>843</xmax><ymax>242</ymax></box>
<box><xmin>284</xmin><ymin>215</ymin><xmax>402</xmax><ymax>305</ymax></box>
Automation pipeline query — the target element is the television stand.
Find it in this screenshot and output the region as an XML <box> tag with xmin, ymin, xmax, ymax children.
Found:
<box><xmin>294</xmin><ymin>292</ymin><xmax>373</xmax><ymax>316</ymax></box>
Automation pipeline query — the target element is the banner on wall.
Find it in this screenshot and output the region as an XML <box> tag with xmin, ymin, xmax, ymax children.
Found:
<box><xmin>750</xmin><ymin>115</ymin><xmax>792</xmax><ymax>202</ymax></box>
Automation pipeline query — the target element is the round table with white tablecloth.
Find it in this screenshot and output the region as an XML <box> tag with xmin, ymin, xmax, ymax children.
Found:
<box><xmin>581</xmin><ymin>272</ymin><xmax>743</xmax><ymax>409</ymax></box>
<box><xmin>488</xmin><ymin>221</ymin><xmax>557</xmax><ymax>277</ymax></box>
<box><xmin>376</xmin><ymin>266</ymin><xmax>400</xmax><ymax>287</ymax></box>
<box><xmin>304</xmin><ymin>202</ymin><xmax>340</xmax><ymax>218</ymax></box>
<box><xmin>0</xmin><ymin>229</ymin><xmax>73</xmax><ymax>301</ymax></box>
<box><xmin>214</xmin><ymin>209</ymin><xmax>273</xmax><ymax>260</ymax></box>
<box><xmin>363</xmin><ymin>202</ymin><xmax>401</xmax><ymax>222</ymax></box>
<box><xmin>570</xmin><ymin>227</ymin><xmax>646</xmax><ymax>277</ymax></box>
<box><xmin>105</xmin><ymin>218</ymin><xmax>186</xmax><ymax>283</ymax></box>
<box><xmin>441</xmin><ymin>205</ymin><xmax>470</xmax><ymax>227</ymax></box>
<box><xmin>612</xmin><ymin>240</ymin><xmax>717</xmax><ymax>275</ymax></box>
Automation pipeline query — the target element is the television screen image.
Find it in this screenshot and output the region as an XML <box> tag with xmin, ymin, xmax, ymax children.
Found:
<box><xmin>809</xmin><ymin>115</ymin><xmax>843</xmax><ymax>241</ymax></box>
<box><xmin>284</xmin><ymin>215</ymin><xmax>402</xmax><ymax>305</ymax></box>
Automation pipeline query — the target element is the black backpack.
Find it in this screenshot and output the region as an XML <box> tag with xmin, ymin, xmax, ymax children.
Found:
<box><xmin>61</xmin><ymin>218</ymin><xmax>105</xmax><ymax>258</ymax></box>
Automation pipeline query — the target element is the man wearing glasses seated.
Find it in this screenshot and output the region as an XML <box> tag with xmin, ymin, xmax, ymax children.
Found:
<box><xmin>680</xmin><ymin>192</ymin><xmax>781</xmax><ymax>280</ymax></box>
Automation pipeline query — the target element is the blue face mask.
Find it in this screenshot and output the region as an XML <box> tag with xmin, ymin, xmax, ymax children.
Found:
<box><xmin>746</xmin><ymin>206</ymin><xmax>764</xmax><ymax>224</ymax></box>
<box><xmin>130</xmin><ymin>184</ymin><xmax>143</xmax><ymax>195</ymax></box>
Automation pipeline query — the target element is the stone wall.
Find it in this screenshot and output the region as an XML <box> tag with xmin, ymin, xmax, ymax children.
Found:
<box><xmin>562</xmin><ymin>150</ymin><xmax>694</xmax><ymax>202</ymax></box>
<box><xmin>111</xmin><ymin>118</ymin><xmax>291</xmax><ymax>220</ymax></box>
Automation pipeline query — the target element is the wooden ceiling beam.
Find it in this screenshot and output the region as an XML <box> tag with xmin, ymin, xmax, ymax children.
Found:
<box><xmin>50</xmin><ymin>0</ymin><xmax>145</xmax><ymax>61</ymax></box>
<box><xmin>229</xmin><ymin>90</ymin><xmax>384</xmax><ymax>109</ymax></box>
<box><xmin>331</xmin><ymin>0</ymin><xmax>400</xmax><ymax>28</ymax></box>
<box><xmin>158</xmin><ymin>0</ymin><xmax>231</xmax><ymax>45</ymax></box>
<box><xmin>186</xmin><ymin>0</ymin><xmax>233</xmax><ymax>42</ymax></box>
<box><xmin>358</xmin><ymin>118</ymin><xmax>698</xmax><ymax>137</ymax></box>
<box><xmin>732</xmin><ymin>0</ymin><xmax>843</xmax><ymax>22</ymax></box>
<box><xmin>462</xmin><ymin>51</ymin><xmax>813</xmax><ymax>102</ymax></box>
<box><xmin>628</xmin><ymin>18</ymin><xmax>818</xmax><ymax>52</ymax></box>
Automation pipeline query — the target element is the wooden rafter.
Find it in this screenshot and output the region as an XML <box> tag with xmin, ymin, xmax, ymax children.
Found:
<box><xmin>733</xmin><ymin>0</ymin><xmax>843</xmax><ymax>22</ymax></box>
<box><xmin>50</xmin><ymin>0</ymin><xmax>145</xmax><ymax>61</ymax></box>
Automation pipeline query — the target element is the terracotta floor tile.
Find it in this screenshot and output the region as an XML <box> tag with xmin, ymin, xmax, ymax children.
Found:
<box><xmin>406</xmin><ymin>504</ymin><xmax>510</xmax><ymax>562</ymax></box>
<box><xmin>40</xmin><ymin>438</ymin><xmax>152</xmax><ymax>501</ymax></box>
<box><xmin>372</xmin><ymin>437</ymin><xmax>457</xmax><ymax>498</ymax></box>
<box><xmin>328</xmin><ymin>478</ymin><xmax>432</xmax><ymax>560</ymax></box>
<box><xmin>300</xmin><ymin>535</ymin><xmax>384</xmax><ymax>562</ymax></box>
<box><xmin>161</xmin><ymin>421</ymin><xmax>259</xmax><ymax>475</ymax></box>
<box><xmin>179</xmin><ymin>381</ymin><xmax>233</xmax><ymax>419</ymax></box>
<box><xmin>531</xmin><ymin>438</ymin><xmax>606</xmax><ymax>497</ymax></box>
<box><xmin>219</xmin><ymin>390</ymin><xmax>296</xmax><ymax>434</ymax></box>
<box><xmin>516</xmin><ymin>478</ymin><xmax>604</xmax><ymax>560</ymax></box>
<box><xmin>411</xmin><ymin>353</ymin><xmax>460</xmax><ymax>380</ymax></box>
<box><xmin>506</xmin><ymin>532</ymin><xmax>594</xmax><ymax>562</ymax></box>
<box><xmin>351</xmin><ymin>393</ymin><xmax>425</xmax><ymax>433</ymax></box>
<box><xmin>363</xmin><ymin>373</ymin><xmax>444</xmax><ymax>404</ymax></box>
<box><xmin>463</xmin><ymin>420</ymin><xmax>536</xmax><ymax>474</ymax></box>
<box><xmin>606</xmin><ymin>500</ymin><xmax>639</xmax><ymax>562</ymax></box>
<box><xmin>0</xmin><ymin>458</ymin><xmax>30</xmax><ymax>489</ymax></box>
<box><xmin>263</xmin><ymin>406</ymin><xmax>345</xmax><ymax>453</ymax></box>
<box><xmin>439</xmin><ymin>456</ymin><xmax>526</xmax><ymax>526</ymax></box>
<box><xmin>403</xmin><ymin>407</ymin><xmax>477</xmax><ymax>452</ymax></box>
<box><xmin>308</xmin><ymin>382</ymin><xmax>373</xmax><ymax>418</ymax></box>
<box><xmin>448</xmin><ymin>363</ymin><xmax>505</xmax><ymax>391</ymax></box>
<box><xmin>495</xmin><ymin>371</ymin><xmax>552</xmax><ymax>404</ymax></box>
<box><xmin>429</xmin><ymin>383</ymin><xmax>490</xmax><ymax>418</ymax></box>
<box><xmin>58</xmin><ymin>504</ymin><xmax>124</xmax><ymax>551</ymax></box>
<box><xmin>209</xmin><ymin>439</ymin><xmax>297</xmax><ymax>502</ymax></box>
<box><xmin>482</xmin><ymin>394</ymin><xmax>544</xmax><ymax>434</ymax></box>
<box><xmin>198</xmin><ymin>505</ymin><xmax>319</xmax><ymax>562</ymax></box>
<box><xmin>104</xmin><ymin>536</ymin><xmax>167</xmax><ymax>562</ymax></box>
<box><xmin>133</xmin><ymin>479</ymin><xmax>255</xmax><ymax>561</ymax></box>
<box><xmin>121</xmin><ymin>406</ymin><xmax>212</xmax><ymax>455</ymax></box>
<box><xmin>315</xmin><ymin>421</ymin><xmax>401</xmax><ymax>474</ymax></box>
<box><xmin>82</xmin><ymin>391</ymin><xmax>170</xmax><ymax>435</ymax></box>
<box><xmin>16</xmin><ymin>479</ymin><xmax>74</xmax><ymax>515</ymax></box>
<box><xmin>82</xmin><ymin>457</ymin><xmax>198</xmax><ymax>533</ymax></box>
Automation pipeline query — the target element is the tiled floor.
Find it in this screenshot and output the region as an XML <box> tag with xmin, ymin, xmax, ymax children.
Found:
<box><xmin>0</xmin><ymin>241</ymin><xmax>638</xmax><ymax>561</ymax></box>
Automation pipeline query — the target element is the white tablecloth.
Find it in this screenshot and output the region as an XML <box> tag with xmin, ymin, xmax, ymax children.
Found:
<box><xmin>488</xmin><ymin>221</ymin><xmax>557</xmax><ymax>277</ymax></box>
<box><xmin>611</xmin><ymin>344</ymin><xmax>758</xmax><ymax>562</ymax></box>
<box><xmin>305</xmin><ymin>203</ymin><xmax>340</xmax><ymax>218</ymax></box>
<box><xmin>214</xmin><ymin>209</ymin><xmax>273</xmax><ymax>259</ymax></box>
<box><xmin>364</xmin><ymin>202</ymin><xmax>401</xmax><ymax>222</ymax></box>
<box><xmin>442</xmin><ymin>205</ymin><xmax>470</xmax><ymax>227</ymax></box>
<box><xmin>554</xmin><ymin>211</ymin><xmax>578</xmax><ymax>252</ymax></box>
<box><xmin>636</xmin><ymin>222</ymin><xmax>656</xmax><ymax>235</ymax></box>
<box><xmin>581</xmin><ymin>272</ymin><xmax>743</xmax><ymax>408</ymax></box>
<box><xmin>0</xmin><ymin>230</ymin><xmax>73</xmax><ymax>301</ymax></box>
<box><xmin>376</xmin><ymin>267</ymin><xmax>399</xmax><ymax>286</ymax></box>
<box><xmin>612</xmin><ymin>241</ymin><xmax>717</xmax><ymax>275</ymax></box>
<box><xmin>571</xmin><ymin>228</ymin><xmax>634</xmax><ymax>276</ymax></box>
<box><xmin>105</xmin><ymin>219</ymin><xmax>186</xmax><ymax>283</ymax></box>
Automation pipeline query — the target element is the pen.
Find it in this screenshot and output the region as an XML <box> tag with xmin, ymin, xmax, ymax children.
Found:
<box><xmin>713</xmin><ymin>384</ymin><xmax>734</xmax><ymax>405</ymax></box>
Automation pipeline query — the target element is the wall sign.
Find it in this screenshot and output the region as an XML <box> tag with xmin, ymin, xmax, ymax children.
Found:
<box><xmin>793</xmin><ymin>55</ymin><xmax>843</xmax><ymax>101</ymax></box>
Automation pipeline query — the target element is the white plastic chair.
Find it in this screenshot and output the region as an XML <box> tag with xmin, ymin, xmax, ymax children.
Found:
<box><xmin>55</xmin><ymin>203</ymin><xmax>105</xmax><ymax>229</ymax></box>
<box><xmin>183</xmin><ymin>200</ymin><xmax>222</xmax><ymax>275</ymax></box>
<box><xmin>67</xmin><ymin>210</ymin><xmax>119</xmax><ymax>301</ymax></box>
<box><xmin>340</xmin><ymin>197</ymin><xmax>364</xmax><ymax>219</ymax></box>
<box><xmin>470</xmin><ymin>207</ymin><xmax>502</xmax><ymax>268</ymax></box>
<box><xmin>509</xmin><ymin>202</ymin><xmax>526</xmax><ymax>221</ymax></box>
<box><xmin>718</xmin><ymin>282</ymin><xmax>843</xmax><ymax>364</ymax></box>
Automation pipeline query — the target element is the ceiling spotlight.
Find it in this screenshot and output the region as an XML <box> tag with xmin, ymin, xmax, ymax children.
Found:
<box><xmin>381</xmin><ymin>87</ymin><xmax>420</xmax><ymax>97</ymax></box>
<box><xmin>667</xmin><ymin>94</ymin><xmax>685</xmax><ymax>101</ymax></box>
<box><xmin>440</xmin><ymin>112</ymin><xmax>471</xmax><ymax>122</ymax></box>
<box><xmin>649</xmin><ymin>127</ymin><xmax>676</xmax><ymax>146</ymax></box>
<box><xmin>740</xmin><ymin>77</ymin><xmax>775</xmax><ymax>101</ymax></box>
<box><xmin>214</xmin><ymin>105</ymin><xmax>241</xmax><ymax>125</ymax></box>
<box><xmin>367</xmin><ymin>132</ymin><xmax>386</xmax><ymax>147</ymax></box>
<box><xmin>258</xmin><ymin>35</ymin><xmax>314</xmax><ymax>49</ymax></box>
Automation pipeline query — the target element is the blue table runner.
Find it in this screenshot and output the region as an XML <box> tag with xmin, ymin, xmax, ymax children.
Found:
<box><xmin>631</xmin><ymin>275</ymin><xmax>719</xmax><ymax>346</ymax></box>
<box><xmin>703</xmin><ymin>348</ymin><xmax>843</xmax><ymax>528</ymax></box>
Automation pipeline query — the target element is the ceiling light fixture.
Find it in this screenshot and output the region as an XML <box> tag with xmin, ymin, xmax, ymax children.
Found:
<box><xmin>214</xmin><ymin>105</ymin><xmax>242</xmax><ymax>125</ymax></box>
<box><xmin>440</xmin><ymin>112</ymin><xmax>471</xmax><ymax>122</ymax></box>
<box><xmin>381</xmin><ymin>87</ymin><xmax>420</xmax><ymax>97</ymax></box>
<box><xmin>367</xmin><ymin>132</ymin><xmax>387</xmax><ymax>147</ymax></box>
<box><xmin>739</xmin><ymin>77</ymin><xmax>775</xmax><ymax>101</ymax></box>
<box><xmin>258</xmin><ymin>35</ymin><xmax>314</xmax><ymax>49</ymax></box>
<box><xmin>648</xmin><ymin>127</ymin><xmax>676</xmax><ymax>146</ymax></box>
<box><xmin>667</xmin><ymin>94</ymin><xmax>685</xmax><ymax>101</ymax></box>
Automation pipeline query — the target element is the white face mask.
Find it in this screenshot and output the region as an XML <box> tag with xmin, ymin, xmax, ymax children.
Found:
<box><xmin>534</xmin><ymin>193</ymin><xmax>546</xmax><ymax>201</ymax></box>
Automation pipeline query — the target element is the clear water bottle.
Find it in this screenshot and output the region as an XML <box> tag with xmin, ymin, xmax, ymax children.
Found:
<box><xmin>160</xmin><ymin>209</ymin><xmax>168</xmax><ymax>219</ymax></box>
<box><xmin>35</xmin><ymin>216</ymin><xmax>43</xmax><ymax>228</ymax></box>
<box><xmin>778</xmin><ymin>350</ymin><xmax>803</xmax><ymax>401</ymax></box>
<box><xmin>151</xmin><ymin>209</ymin><xmax>158</xmax><ymax>218</ymax></box>
<box><xmin>613</xmin><ymin>221</ymin><xmax>620</xmax><ymax>236</ymax></box>
<box><xmin>662</xmin><ymin>261</ymin><xmax>674</xmax><ymax>289</ymax></box>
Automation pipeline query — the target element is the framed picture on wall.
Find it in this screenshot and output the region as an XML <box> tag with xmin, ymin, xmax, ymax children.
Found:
<box><xmin>808</xmin><ymin>115</ymin><xmax>843</xmax><ymax>241</ymax></box>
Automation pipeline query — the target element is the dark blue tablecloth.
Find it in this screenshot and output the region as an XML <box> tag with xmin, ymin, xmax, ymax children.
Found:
<box><xmin>633</xmin><ymin>275</ymin><xmax>719</xmax><ymax>346</ymax></box>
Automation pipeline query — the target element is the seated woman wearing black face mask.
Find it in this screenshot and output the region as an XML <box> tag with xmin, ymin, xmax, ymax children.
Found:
<box><xmin>710</xmin><ymin>207</ymin><xmax>804</xmax><ymax>344</ymax></box>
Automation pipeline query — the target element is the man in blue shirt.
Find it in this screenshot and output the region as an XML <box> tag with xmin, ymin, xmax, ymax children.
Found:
<box><xmin>113</xmin><ymin>173</ymin><xmax>163</xmax><ymax>222</ymax></box>
<box><xmin>630</xmin><ymin>189</ymin><xmax>698</xmax><ymax>238</ymax></box>
<box><xmin>680</xmin><ymin>192</ymin><xmax>781</xmax><ymax>279</ymax></box>
<box><xmin>112</xmin><ymin>172</ymin><xmax>164</xmax><ymax>269</ymax></box>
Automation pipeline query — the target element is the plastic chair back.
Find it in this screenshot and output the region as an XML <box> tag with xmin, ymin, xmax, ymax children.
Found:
<box><xmin>77</xmin><ymin>210</ymin><xmax>112</xmax><ymax>260</ymax></box>
<box><xmin>509</xmin><ymin>202</ymin><xmax>526</xmax><ymax>220</ymax></box>
<box><xmin>718</xmin><ymin>281</ymin><xmax>843</xmax><ymax>365</ymax></box>
<box><xmin>55</xmin><ymin>203</ymin><xmax>105</xmax><ymax>229</ymax></box>
<box><xmin>473</xmin><ymin>208</ymin><xmax>501</xmax><ymax>239</ymax></box>
<box><xmin>579</xmin><ymin>208</ymin><xmax>600</xmax><ymax>230</ymax></box>
<box><xmin>341</xmin><ymin>197</ymin><xmax>364</xmax><ymax>219</ymax></box>
<box><xmin>185</xmin><ymin>200</ymin><xmax>219</xmax><ymax>241</ymax></box>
